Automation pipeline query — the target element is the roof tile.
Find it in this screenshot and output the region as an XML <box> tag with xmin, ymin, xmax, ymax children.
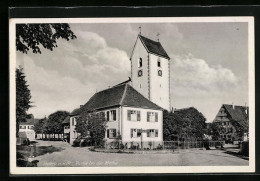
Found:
<box><xmin>139</xmin><ymin>35</ymin><xmax>170</xmax><ymax>59</ymax></box>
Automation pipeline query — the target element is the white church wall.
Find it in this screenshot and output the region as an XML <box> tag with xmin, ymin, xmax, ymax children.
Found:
<box><xmin>131</xmin><ymin>38</ymin><xmax>149</xmax><ymax>99</ymax></box>
<box><xmin>149</xmin><ymin>53</ymin><xmax>170</xmax><ymax>111</ymax></box>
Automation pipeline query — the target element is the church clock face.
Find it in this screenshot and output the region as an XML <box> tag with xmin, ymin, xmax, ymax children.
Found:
<box><xmin>158</xmin><ymin>70</ymin><xmax>162</xmax><ymax>76</ymax></box>
<box><xmin>138</xmin><ymin>70</ymin><xmax>143</xmax><ymax>77</ymax></box>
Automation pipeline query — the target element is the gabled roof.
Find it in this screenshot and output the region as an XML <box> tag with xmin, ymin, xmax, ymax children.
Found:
<box><xmin>113</xmin><ymin>77</ymin><xmax>131</xmax><ymax>87</ymax></box>
<box><xmin>223</xmin><ymin>104</ymin><xmax>249</xmax><ymax>122</ymax></box>
<box><xmin>138</xmin><ymin>35</ymin><xmax>170</xmax><ymax>60</ymax></box>
<box><xmin>70</xmin><ymin>108</ymin><xmax>81</xmax><ymax>116</ymax></box>
<box><xmin>62</xmin><ymin>116</ymin><xmax>70</xmax><ymax>124</ymax></box>
<box><xmin>20</xmin><ymin>117</ymin><xmax>35</xmax><ymax>125</ymax></box>
<box><xmin>81</xmin><ymin>83</ymin><xmax>163</xmax><ymax>112</ymax></box>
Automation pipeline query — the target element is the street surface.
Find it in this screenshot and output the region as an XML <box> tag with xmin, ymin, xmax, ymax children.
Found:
<box><xmin>30</xmin><ymin>140</ymin><xmax>249</xmax><ymax>167</ymax></box>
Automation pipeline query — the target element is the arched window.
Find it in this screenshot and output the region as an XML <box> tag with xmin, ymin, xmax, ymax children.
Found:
<box><xmin>157</xmin><ymin>59</ymin><xmax>161</xmax><ymax>67</ymax></box>
<box><xmin>138</xmin><ymin>57</ymin><xmax>142</xmax><ymax>68</ymax></box>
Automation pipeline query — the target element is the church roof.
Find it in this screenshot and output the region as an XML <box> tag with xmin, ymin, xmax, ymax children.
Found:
<box><xmin>80</xmin><ymin>83</ymin><xmax>163</xmax><ymax>112</ymax></box>
<box><xmin>138</xmin><ymin>35</ymin><xmax>170</xmax><ymax>60</ymax></box>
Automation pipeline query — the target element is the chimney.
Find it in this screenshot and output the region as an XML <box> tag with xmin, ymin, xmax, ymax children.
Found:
<box><xmin>232</xmin><ymin>102</ymin><xmax>235</xmax><ymax>110</ymax></box>
<box><xmin>171</xmin><ymin>107</ymin><xmax>174</xmax><ymax>113</ymax></box>
<box><xmin>245</xmin><ymin>103</ymin><xmax>248</xmax><ymax>114</ymax></box>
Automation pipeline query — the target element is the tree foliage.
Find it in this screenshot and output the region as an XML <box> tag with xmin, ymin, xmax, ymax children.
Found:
<box><xmin>34</xmin><ymin>117</ymin><xmax>47</xmax><ymax>134</ymax></box>
<box><xmin>230</xmin><ymin>119</ymin><xmax>249</xmax><ymax>139</ymax></box>
<box><xmin>76</xmin><ymin>110</ymin><xmax>107</xmax><ymax>146</ymax></box>
<box><xmin>206</xmin><ymin>122</ymin><xmax>225</xmax><ymax>141</ymax></box>
<box><xmin>16</xmin><ymin>67</ymin><xmax>31</xmax><ymax>137</ymax></box>
<box><xmin>16</xmin><ymin>23</ymin><xmax>76</xmax><ymax>54</ymax></box>
<box><xmin>44</xmin><ymin>111</ymin><xmax>70</xmax><ymax>136</ymax></box>
<box><xmin>163</xmin><ymin>107</ymin><xmax>207</xmax><ymax>141</ymax></box>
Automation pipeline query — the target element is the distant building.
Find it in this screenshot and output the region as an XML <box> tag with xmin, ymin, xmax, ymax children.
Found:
<box><xmin>62</xmin><ymin>116</ymin><xmax>70</xmax><ymax>143</ymax></box>
<box><xmin>69</xmin><ymin>108</ymin><xmax>82</xmax><ymax>145</ymax></box>
<box><xmin>213</xmin><ymin>104</ymin><xmax>249</xmax><ymax>142</ymax></box>
<box><xmin>18</xmin><ymin>116</ymin><xmax>36</xmax><ymax>141</ymax></box>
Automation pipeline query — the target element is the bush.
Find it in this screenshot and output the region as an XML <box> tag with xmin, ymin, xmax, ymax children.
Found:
<box><xmin>72</xmin><ymin>139</ymin><xmax>81</xmax><ymax>147</ymax></box>
<box><xmin>72</xmin><ymin>135</ymin><xmax>92</xmax><ymax>147</ymax></box>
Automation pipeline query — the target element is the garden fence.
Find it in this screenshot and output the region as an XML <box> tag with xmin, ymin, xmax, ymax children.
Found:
<box><xmin>103</xmin><ymin>140</ymin><xmax>225</xmax><ymax>151</ymax></box>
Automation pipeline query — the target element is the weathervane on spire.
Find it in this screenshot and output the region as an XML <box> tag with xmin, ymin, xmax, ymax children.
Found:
<box><xmin>139</xmin><ymin>26</ymin><xmax>142</xmax><ymax>35</ymax></box>
<box><xmin>157</xmin><ymin>32</ymin><xmax>160</xmax><ymax>42</ymax></box>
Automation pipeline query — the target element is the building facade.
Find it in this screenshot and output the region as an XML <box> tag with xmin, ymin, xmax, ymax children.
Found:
<box><xmin>18</xmin><ymin>118</ymin><xmax>36</xmax><ymax>141</ymax></box>
<box><xmin>69</xmin><ymin>108</ymin><xmax>81</xmax><ymax>145</ymax></box>
<box><xmin>69</xmin><ymin>83</ymin><xmax>163</xmax><ymax>148</ymax></box>
<box><xmin>213</xmin><ymin>104</ymin><xmax>249</xmax><ymax>142</ymax></box>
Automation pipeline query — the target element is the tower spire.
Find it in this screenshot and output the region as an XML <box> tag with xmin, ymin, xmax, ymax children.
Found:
<box><xmin>139</xmin><ymin>26</ymin><xmax>142</xmax><ymax>35</ymax></box>
<box><xmin>157</xmin><ymin>32</ymin><xmax>160</xmax><ymax>42</ymax></box>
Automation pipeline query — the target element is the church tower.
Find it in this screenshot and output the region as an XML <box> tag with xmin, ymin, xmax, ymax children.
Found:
<box><xmin>130</xmin><ymin>32</ymin><xmax>171</xmax><ymax>111</ymax></box>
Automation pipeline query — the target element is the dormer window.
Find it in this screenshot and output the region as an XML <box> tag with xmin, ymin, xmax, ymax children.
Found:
<box><xmin>157</xmin><ymin>59</ymin><xmax>161</xmax><ymax>67</ymax></box>
<box><xmin>138</xmin><ymin>57</ymin><xmax>142</xmax><ymax>68</ymax></box>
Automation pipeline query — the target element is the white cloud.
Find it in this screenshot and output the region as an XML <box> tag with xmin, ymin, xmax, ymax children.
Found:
<box><xmin>171</xmin><ymin>54</ymin><xmax>238</xmax><ymax>96</ymax></box>
<box><xmin>170</xmin><ymin>53</ymin><xmax>248</xmax><ymax>122</ymax></box>
<box><xmin>17</xmin><ymin>30</ymin><xmax>131</xmax><ymax>118</ymax></box>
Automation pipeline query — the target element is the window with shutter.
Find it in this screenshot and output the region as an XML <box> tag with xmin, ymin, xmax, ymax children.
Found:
<box><xmin>147</xmin><ymin>129</ymin><xmax>150</xmax><ymax>137</ymax></box>
<box><xmin>137</xmin><ymin>129</ymin><xmax>142</xmax><ymax>137</ymax></box>
<box><xmin>72</xmin><ymin>118</ymin><xmax>74</xmax><ymax>126</ymax></box>
<box><xmin>112</xmin><ymin>110</ymin><xmax>116</xmax><ymax>120</ymax></box>
<box><xmin>128</xmin><ymin>110</ymin><xmax>139</xmax><ymax>121</ymax></box>
<box><xmin>137</xmin><ymin>111</ymin><xmax>141</xmax><ymax>121</ymax></box>
<box><xmin>113</xmin><ymin>129</ymin><xmax>116</xmax><ymax>138</ymax></box>
<box><xmin>127</xmin><ymin>110</ymin><xmax>131</xmax><ymax>121</ymax></box>
<box><xmin>107</xmin><ymin>129</ymin><xmax>109</xmax><ymax>138</ymax></box>
<box><xmin>131</xmin><ymin>129</ymin><xmax>133</xmax><ymax>138</ymax></box>
<box><xmin>155</xmin><ymin>112</ymin><xmax>158</xmax><ymax>122</ymax></box>
<box><xmin>147</xmin><ymin>112</ymin><xmax>150</xmax><ymax>122</ymax></box>
<box><xmin>155</xmin><ymin>129</ymin><xmax>158</xmax><ymax>137</ymax></box>
<box><xmin>107</xmin><ymin>111</ymin><xmax>110</xmax><ymax>121</ymax></box>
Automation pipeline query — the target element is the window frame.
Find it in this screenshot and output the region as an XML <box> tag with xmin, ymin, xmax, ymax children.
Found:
<box><xmin>147</xmin><ymin>112</ymin><xmax>158</xmax><ymax>122</ymax></box>
<box><xmin>107</xmin><ymin>128</ymin><xmax>117</xmax><ymax>139</ymax></box>
<box><xmin>157</xmin><ymin>59</ymin><xmax>161</xmax><ymax>67</ymax></box>
<box><xmin>127</xmin><ymin>110</ymin><xmax>141</xmax><ymax>121</ymax></box>
<box><xmin>130</xmin><ymin>128</ymin><xmax>142</xmax><ymax>138</ymax></box>
<box><xmin>138</xmin><ymin>57</ymin><xmax>143</xmax><ymax>68</ymax></box>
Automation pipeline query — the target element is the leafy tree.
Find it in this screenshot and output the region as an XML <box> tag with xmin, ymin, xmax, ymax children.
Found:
<box><xmin>16</xmin><ymin>67</ymin><xmax>31</xmax><ymax>137</ymax></box>
<box><xmin>230</xmin><ymin>119</ymin><xmax>249</xmax><ymax>140</ymax></box>
<box><xmin>34</xmin><ymin>117</ymin><xmax>47</xmax><ymax>138</ymax></box>
<box><xmin>206</xmin><ymin>122</ymin><xmax>225</xmax><ymax>141</ymax></box>
<box><xmin>45</xmin><ymin>111</ymin><xmax>70</xmax><ymax>138</ymax></box>
<box><xmin>163</xmin><ymin>107</ymin><xmax>207</xmax><ymax>141</ymax></box>
<box><xmin>76</xmin><ymin>110</ymin><xmax>107</xmax><ymax>146</ymax></box>
<box><xmin>16</xmin><ymin>23</ymin><xmax>76</xmax><ymax>54</ymax></box>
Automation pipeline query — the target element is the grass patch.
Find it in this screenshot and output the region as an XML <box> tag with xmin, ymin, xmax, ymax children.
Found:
<box><xmin>16</xmin><ymin>144</ymin><xmax>64</xmax><ymax>167</ymax></box>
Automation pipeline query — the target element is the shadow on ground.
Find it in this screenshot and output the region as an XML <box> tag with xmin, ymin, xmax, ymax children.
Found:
<box><xmin>223</xmin><ymin>150</ymin><xmax>249</xmax><ymax>160</ymax></box>
<box><xmin>16</xmin><ymin>144</ymin><xmax>64</xmax><ymax>167</ymax></box>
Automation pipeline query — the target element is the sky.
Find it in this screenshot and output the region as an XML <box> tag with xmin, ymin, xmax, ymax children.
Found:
<box><xmin>16</xmin><ymin>22</ymin><xmax>249</xmax><ymax>122</ymax></box>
